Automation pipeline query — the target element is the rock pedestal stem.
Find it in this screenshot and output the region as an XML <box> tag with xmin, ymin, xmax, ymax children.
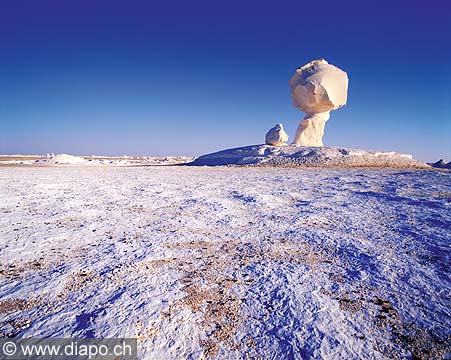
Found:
<box><xmin>293</xmin><ymin>112</ymin><xmax>330</xmax><ymax>146</ymax></box>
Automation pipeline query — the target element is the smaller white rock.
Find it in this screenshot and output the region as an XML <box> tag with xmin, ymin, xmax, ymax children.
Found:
<box><xmin>265</xmin><ymin>124</ymin><xmax>289</xmax><ymax>146</ymax></box>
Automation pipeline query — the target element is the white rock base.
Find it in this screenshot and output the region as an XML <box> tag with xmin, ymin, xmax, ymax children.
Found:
<box><xmin>190</xmin><ymin>144</ymin><xmax>429</xmax><ymax>168</ymax></box>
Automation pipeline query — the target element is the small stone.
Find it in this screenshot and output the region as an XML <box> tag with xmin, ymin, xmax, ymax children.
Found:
<box><xmin>265</xmin><ymin>124</ymin><xmax>289</xmax><ymax>146</ymax></box>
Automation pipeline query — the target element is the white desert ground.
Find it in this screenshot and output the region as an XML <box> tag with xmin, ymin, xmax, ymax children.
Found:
<box><xmin>0</xmin><ymin>159</ymin><xmax>450</xmax><ymax>359</ymax></box>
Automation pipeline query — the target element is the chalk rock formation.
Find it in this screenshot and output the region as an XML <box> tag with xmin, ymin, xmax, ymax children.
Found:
<box><xmin>48</xmin><ymin>154</ymin><xmax>86</xmax><ymax>165</ymax></box>
<box><xmin>289</xmin><ymin>59</ymin><xmax>348</xmax><ymax>146</ymax></box>
<box><xmin>265</xmin><ymin>124</ymin><xmax>289</xmax><ymax>146</ymax></box>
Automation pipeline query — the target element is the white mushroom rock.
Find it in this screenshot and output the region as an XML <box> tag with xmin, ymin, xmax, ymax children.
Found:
<box><xmin>289</xmin><ymin>59</ymin><xmax>348</xmax><ymax>146</ymax></box>
<box><xmin>265</xmin><ymin>123</ymin><xmax>289</xmax><ymax>146</ymax></box>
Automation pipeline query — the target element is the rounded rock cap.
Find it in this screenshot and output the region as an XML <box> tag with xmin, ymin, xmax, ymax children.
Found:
<box><xmin>289</xmin><ymin>59</ymin><xmax>349</xmax><ymax>114</ymax></box>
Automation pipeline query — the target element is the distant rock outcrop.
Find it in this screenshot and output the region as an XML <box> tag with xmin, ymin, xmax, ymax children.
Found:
<box><xmin>428</xmin><ymin>159</ymin><xmax>451</xmax><ymax>169</ymax></box>
<box><xmin>48</xmin><ymin>154</ymin><xmax>87</xmax><ymax>165</ymax></box>
<box><xmin>265</xmin><ymin>124</ymin><xmax>289</xmax><ymax>146</ymax></box>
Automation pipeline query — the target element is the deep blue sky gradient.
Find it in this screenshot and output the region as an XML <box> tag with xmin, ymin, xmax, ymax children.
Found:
<box><xmin>0</xmin><ymin>0</ymin><xmax>449</xmax><ymax>160</ymax></box>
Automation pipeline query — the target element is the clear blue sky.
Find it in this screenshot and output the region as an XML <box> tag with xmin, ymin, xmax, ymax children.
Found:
<box><xmin>0</xmin><ymin>0</ymin><xmax>449</xmax><ymax>161</ymax></box>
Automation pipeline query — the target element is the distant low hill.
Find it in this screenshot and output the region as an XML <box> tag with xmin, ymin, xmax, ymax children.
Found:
<box><xmin>428</xmin><ymin>159</ymin><xmax>451</xmax><ymax>169</ymax></box>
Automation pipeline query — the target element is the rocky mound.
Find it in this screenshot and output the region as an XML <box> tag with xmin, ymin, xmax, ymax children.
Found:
<box><xmin>190</xmin><ymin>145</ymin><xmax>430</xmax><ymax>169</ymax></box>
<box><xmin>428</xmin><ymin>159</ymin><xmax>451</xmax><ymax>169</ymax></box>
<box><xmin>48</xmin><ymin>154</ymin><xmax>87</xmax><ymax>165</ymax></box>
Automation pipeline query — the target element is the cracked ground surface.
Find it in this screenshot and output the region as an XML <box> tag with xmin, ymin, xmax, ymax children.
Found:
<box><xmin>0</xmin><ymin>166</ymin><xmax>450</xmax><ymax>359</ymax></box>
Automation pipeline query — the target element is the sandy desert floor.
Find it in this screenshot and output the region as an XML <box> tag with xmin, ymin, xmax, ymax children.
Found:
<box><xmin>0</xmin><ymin>166</ymin><xmax>450</xmax><ymax>359</ymax></box>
